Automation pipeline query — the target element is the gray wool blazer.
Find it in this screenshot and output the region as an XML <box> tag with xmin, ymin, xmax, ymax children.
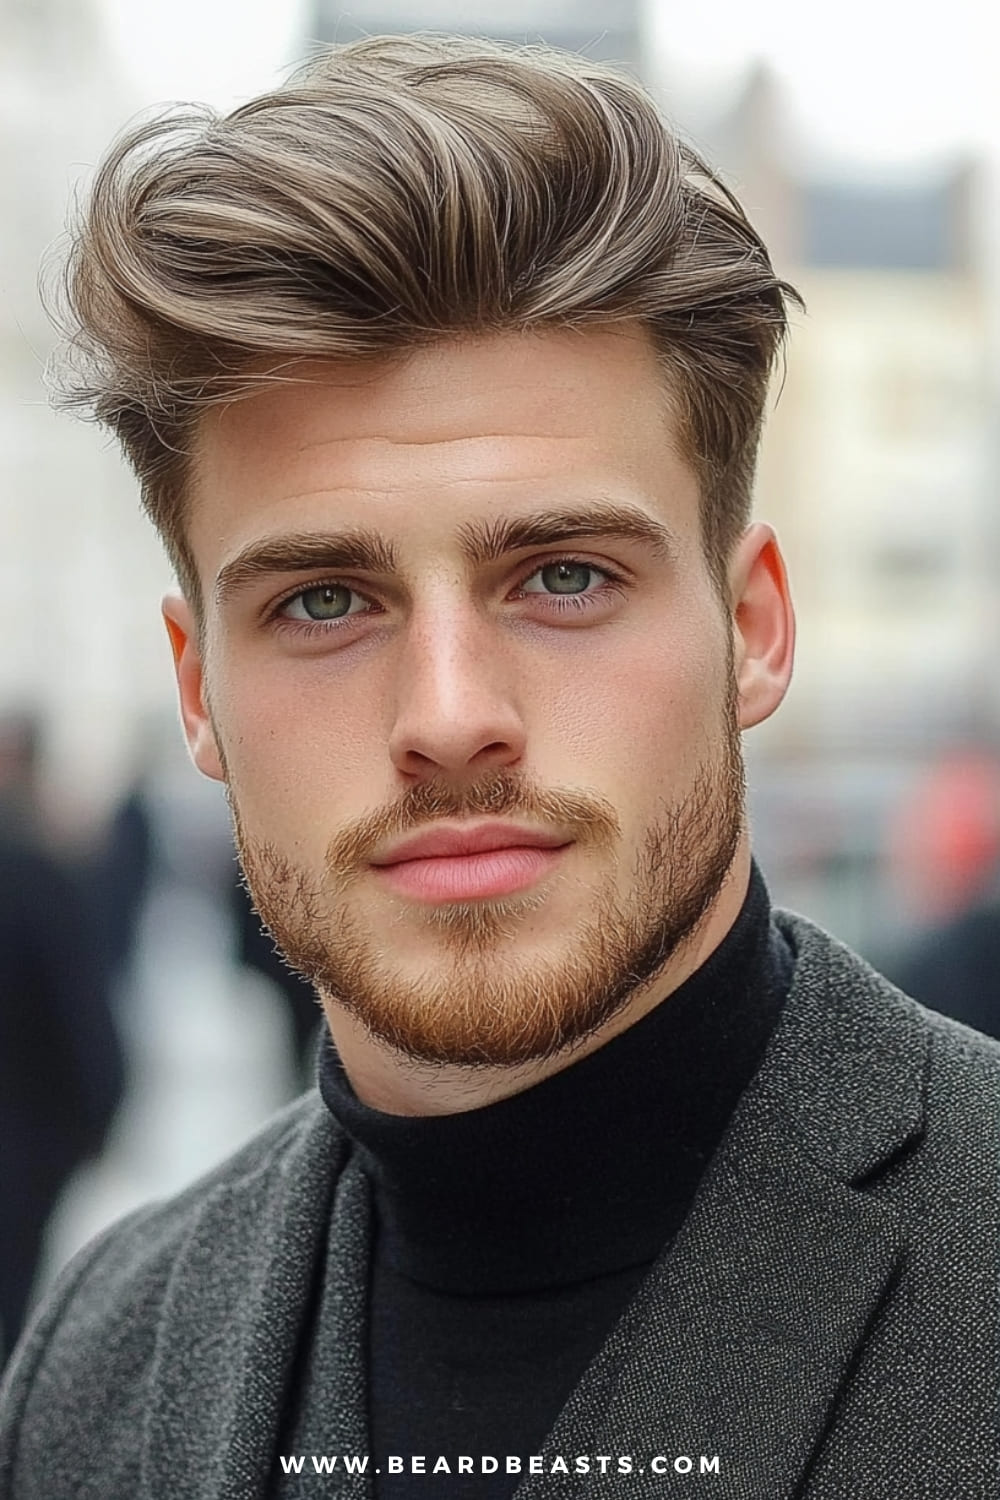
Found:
<box><xmin>1</xmin><ymin>912</ymin><xmax>998</xmax><ymax>1499</ymax></box>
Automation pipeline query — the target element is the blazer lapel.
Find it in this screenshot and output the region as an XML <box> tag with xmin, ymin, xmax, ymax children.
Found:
<box><xmin>516</xmin><ymin>916</ymin><xmax>927</xmax><ymax>1498</ymax></box>
<box><xmin>274</xmin><ymin>1163</ymin><xmax>374</xmax><ymax>1495</ymax></box>
<box><xmin>140</xmin><ymin>1103</ymin><xmax>354</xmax><ymax>1500</ymax></box>
<box><xmin>546</xmin><ymin>1125</ymin><xmax>906</xmax><ymax>1497</ymax></box>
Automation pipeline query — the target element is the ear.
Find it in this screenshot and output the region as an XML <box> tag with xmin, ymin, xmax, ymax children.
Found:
<box><xmin>727</xmin><ymin>523</ymin><xmax>795</xmax><ymax>731</ymax></box>
<box><xmin>161</xmin><ymin>594</ymin><xmax>225</xmax><ymax>782</ymax></box>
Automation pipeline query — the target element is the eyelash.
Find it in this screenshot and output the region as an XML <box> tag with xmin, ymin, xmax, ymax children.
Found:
<box><xmin>269</xmin><ymin>557</ymin><xmax>631</xmax><ymax>639</ymax></box>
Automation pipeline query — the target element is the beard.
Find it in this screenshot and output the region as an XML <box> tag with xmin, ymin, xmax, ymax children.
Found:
<box><xmin>230</xmin><ymin>684</ymin><xmax>745</xmax><ymax>1070</ymax></box>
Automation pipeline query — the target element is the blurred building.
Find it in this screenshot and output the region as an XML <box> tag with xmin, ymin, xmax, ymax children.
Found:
<box><xmin>693</xmin><ymin>70</ymin><xmax>999</xmax><ymax>950</ymax></box>
<box><xmin>313</xmin><ymin>0</ymin><xmax>642</xmax><ymax>71</ymax></box>
<box><xmin>724</xmin><ymin>73</ymin><xmax>996</xmax><ymax>745</ymax></box>
<box><xmin>0</xmin><ymin>0</ymin><xmax>175</xmax><ymax>824</ymax></box>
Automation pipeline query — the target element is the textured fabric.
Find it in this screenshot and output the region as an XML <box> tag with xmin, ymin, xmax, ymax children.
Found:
<box><xmin>1</xmin><ymin>912</ymin><xmax>998</xmax><ymax>1499</ymax></box>
<box><xmin>269</xmin><ymin>1165</ymin><xmax>371</xmax><ymax>1498</ymax></box>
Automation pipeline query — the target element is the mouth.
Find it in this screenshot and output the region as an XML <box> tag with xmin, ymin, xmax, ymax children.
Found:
<box><xmin>371</xmin><ymin>843</ymin><xmax>571</xmax><ymax>903</ymax></box>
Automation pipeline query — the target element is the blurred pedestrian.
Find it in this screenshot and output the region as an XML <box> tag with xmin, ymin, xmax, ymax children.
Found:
<box><xmin>884</xmin><ymin>748</ymin><xmax>1000</xmax><ymax>1037</ymax></box>
<box><xmin>87</xmin><ymin>775</ymin><xmax>154</xmax><ymax>999</ymax></box>
<box><xmin>887</xmin><ymin>856</ymin><xmax>1000</xmax><ymax>1039</ymax></box>
<box><xmin>0</xmin><ymin>711</ymin><xmax>125</xmax><ymax>1362</ymax></box>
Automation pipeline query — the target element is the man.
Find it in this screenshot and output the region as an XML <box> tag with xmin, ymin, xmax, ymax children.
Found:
<box><xmin>1</xmin><ymin>34</ymin><xmax>996</xmax><ymax>1498</ymax></box>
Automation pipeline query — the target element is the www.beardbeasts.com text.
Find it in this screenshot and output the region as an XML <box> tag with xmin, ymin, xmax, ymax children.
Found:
<box><xmin>278</xmin><ymin>1453</ymin><xmax>721</xmax><ymax>1478</ymax></box>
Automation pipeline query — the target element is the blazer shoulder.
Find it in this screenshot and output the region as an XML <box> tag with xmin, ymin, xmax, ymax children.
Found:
<box><xmin>58</xmin><ymin>1089</ymin><xmax>334</xmax><ymax>1300</ymax></box>
<box><xmin>777</xmin><ymin>906</ymin><xmax>1000</xmax><ymax>1054</ymax></box>
<box><xmin>0</xmin><ymin>1090</ymin><xmax>342</xmax><ymax>1494</ymax></box>
<box><xmin>80</xmin><ymin>1089</ymin><xmax>337</xmax><ymax>1272</ymax></box>
<box><xmin>774</xmin><ymin>905</ymin><xmax>1000</xmax><ymax>1133</ymax></box>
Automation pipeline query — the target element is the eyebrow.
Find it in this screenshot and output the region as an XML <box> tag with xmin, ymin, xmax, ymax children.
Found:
<box><xmin>214</xmin><ymin>501</ymin><xmax>677</xmax><ymax>607</ymax></box>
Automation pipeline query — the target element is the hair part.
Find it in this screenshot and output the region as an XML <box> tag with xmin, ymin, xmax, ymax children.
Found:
<box><xmin>54</xmin><ymin>33</ymin><xmax>803</xmax><ymax>614</ymax></box>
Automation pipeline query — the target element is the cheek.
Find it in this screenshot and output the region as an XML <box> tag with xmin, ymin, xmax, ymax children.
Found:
<box><xmin>543</xmin><ymin>610</ymin><xmax>728</xmax><ymax>785</ymax></box>
<box><xmin>207</xmin><ymin>656</ymin><xmax>381</xmax><ymax>845</ymax></box>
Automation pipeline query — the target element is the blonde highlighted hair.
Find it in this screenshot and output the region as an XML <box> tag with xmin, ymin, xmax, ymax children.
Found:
<box><xmin>58</xmin><ymin>34</ymin><xmax>801</xmax><ymax>609</ymax></box>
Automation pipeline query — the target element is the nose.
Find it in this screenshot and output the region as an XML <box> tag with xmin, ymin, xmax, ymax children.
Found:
<box><xmin>387</xmin><ymin>604</ymin><xmax>527</xmax><ymax>780</ymax></box>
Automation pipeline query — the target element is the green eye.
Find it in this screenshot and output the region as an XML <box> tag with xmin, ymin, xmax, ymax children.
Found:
<box><xmin>286</xmin><ymin>584</ymin><xmax>355</xmax><ymax>621</ymax></box>
<box><xmin>525</xmin><ymin>561</ymin><xmax>598</xmax><ymax>595</ymax></box>
<box><xmin>544</xmin><ymin>562</ymin><xmax>592</xmax><ymax>593</ymax></box>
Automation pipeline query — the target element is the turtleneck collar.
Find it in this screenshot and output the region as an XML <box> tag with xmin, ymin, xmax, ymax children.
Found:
<box><xmin>319</xmin><ymin>861</ymin><xmax>792</xmax><ymax>1295</ymax></box>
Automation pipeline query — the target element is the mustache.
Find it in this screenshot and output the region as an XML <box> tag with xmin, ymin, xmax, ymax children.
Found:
<box><xmin>324</xmin><ymin>766</ymin><xmax>621</xmax><ymax>882</ymax></box>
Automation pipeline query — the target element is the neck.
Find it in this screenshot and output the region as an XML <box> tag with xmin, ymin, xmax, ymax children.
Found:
<box><xmin>322</xmin><ymin>843</ymin><xmax>752</xmax><ymax>1116</ymax></box>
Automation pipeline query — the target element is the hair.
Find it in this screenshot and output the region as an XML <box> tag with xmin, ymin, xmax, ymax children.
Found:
<box><xmin>56</xmin><ymin>33</ymin><xmax>802</xmax><ymax>614</ymax></box>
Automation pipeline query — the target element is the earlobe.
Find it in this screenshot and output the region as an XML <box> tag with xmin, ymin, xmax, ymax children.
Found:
<box><xmin>728</xmin><ymin>523</ymin><xmax>795</xmax><ymax>731</ymax></box>
<box><xmin>161</xmin><ymin>594</ymin><xmax>226</xmax><ymax>782</ymax></box>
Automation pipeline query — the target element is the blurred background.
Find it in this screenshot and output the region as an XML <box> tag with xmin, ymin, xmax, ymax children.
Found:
<box><xmin>2</xmin><ymin>0</ymin><xmax>999</xmax><ymax>1355</ymax></box>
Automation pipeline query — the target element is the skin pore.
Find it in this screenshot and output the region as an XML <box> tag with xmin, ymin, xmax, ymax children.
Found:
<box><xmin>164</xmin><ymin>325</ymin><xmax>795</xmax><ymax>1116</ymax></box>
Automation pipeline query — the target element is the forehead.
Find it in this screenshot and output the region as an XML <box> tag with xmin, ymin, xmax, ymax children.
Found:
<box><xmin>188</xmin><ymin>326</ymin><xmax>698</xmax><ymax>573</ymax></box>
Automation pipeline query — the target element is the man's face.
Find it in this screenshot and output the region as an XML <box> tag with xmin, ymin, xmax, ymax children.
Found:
<box><xmin>171</xmin><ymin>327</ymin><xmax>764</xmax><ymax>1074</ymax></box>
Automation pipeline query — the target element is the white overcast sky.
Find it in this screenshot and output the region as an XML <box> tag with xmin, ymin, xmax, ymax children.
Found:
<box><xmin>95</xmin><ymin>0</ymin><xmax>995</xmax><ymax>169</ymax></box>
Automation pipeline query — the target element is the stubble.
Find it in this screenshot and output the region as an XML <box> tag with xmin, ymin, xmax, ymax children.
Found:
<box><xmin>230</xmin><ymin>684</ymin><xmax>745</xmax><ymax>1068</ymax></box>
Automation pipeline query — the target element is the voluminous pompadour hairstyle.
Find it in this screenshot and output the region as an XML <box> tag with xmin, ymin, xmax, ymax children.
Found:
<box><xmin>57</xmin><ymin>34</ymin><xmax>802</xmax><ymax>609</ymax></box>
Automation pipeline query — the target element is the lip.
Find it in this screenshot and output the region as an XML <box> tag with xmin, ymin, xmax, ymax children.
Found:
<box><xmin>370</xmin><ymin>821</ymin><xmax>570</xmax><ymax>866</ymax></box>
<box><xmin>372</xmin><ymin>845</ymin><xmax>569</xmax><ymax>903</ymax></box>
<box><xmin>369</xmin><ymin>821</ymin><xmax>572</xmax><ymax>904</ymax></box>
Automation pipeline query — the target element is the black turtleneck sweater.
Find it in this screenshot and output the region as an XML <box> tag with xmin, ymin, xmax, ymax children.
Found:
<box><xmin>317</xmin><ymin>865</ymin><xmax>792</xmax><ymax>1495</ymax></box>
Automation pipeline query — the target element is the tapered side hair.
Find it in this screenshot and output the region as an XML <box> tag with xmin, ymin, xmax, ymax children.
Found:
<box><xmin>56</xmin><ymin>33</ymin><xmax>802</xmax><ymax>611</ymax></box>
